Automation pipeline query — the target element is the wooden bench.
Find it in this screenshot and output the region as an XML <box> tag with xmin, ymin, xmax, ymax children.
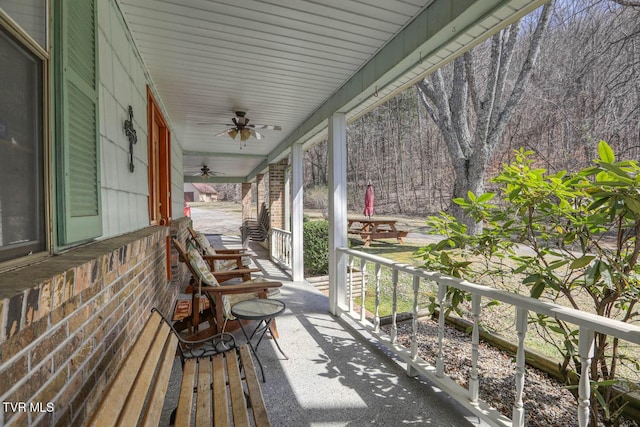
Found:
<box><xmin>88</xmin><ymin>309</ymin><xmax>269</xmax><ymax>427</ymax></box>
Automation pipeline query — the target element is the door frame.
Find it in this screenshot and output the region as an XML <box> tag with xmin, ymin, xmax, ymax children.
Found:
<box><xmin>147</xmin><ymin>86</ymin><xmax>172</xmax><ymax>278</ymax></box>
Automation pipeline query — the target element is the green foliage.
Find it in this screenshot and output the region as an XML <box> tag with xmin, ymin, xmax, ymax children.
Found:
<box><xmin>303</xmin><ymin>220</ymin><xmax>330</xmax><ymax>276</ymax></box>
<box><xmin>417</xmin><ymin>141</ymin><xmax>640</xmax><ymax>424</ymax></box>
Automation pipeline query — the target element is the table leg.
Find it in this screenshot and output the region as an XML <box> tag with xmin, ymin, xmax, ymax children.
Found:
<box><xmin>238</xmin><ymin>321</ymin><xmax>266</xmax><ymax>382</ymax></box>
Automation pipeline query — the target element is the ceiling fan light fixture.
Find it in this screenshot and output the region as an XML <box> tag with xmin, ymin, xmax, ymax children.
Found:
<box><xmin>240</xmin><ymin>128</ymin><xmax>251</xmax><ymax>141</ymax></box>
<box><xmin>228</xmin><ymin>129</ymin><xmax>238</xmax><ymax>139</ymax></box>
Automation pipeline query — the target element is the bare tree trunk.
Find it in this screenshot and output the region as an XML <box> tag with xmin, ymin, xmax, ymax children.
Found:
<box><xmin>416</xmin><ymin>1</ymin><xmax>554</xmax><ymax>234</ymax></box>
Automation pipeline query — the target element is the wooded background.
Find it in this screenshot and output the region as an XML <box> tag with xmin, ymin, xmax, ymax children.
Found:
<box><xmin>306</xmin><ymin>0</ymin><xmax>639</xmax><ymax>217</ymax></box>
<box><xmin>216</xmin><ymin>0</ymin><xmax>639</xmax><ymax>219</ymax></box>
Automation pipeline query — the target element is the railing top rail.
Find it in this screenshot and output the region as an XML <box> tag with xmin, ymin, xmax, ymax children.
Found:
<box><xmin>337</xmin><ymin>247</ymin><xmax>640</xmax><ymax>344</ymax></box>
<box><xmin>271</xmin><ymin>227</ymin><xmax>291</xmax><ymax>234</ymax></box>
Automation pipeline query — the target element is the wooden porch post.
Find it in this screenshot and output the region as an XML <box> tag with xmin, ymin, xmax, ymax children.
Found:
<box><xmin>328</xmin><ymin>113</ymin><xmax>347</xmax><ymax>315</ymax></box>
<box><xmin>291</xmin><ymin>143</ymin><xmax>304</xmax><ymax>282</ymax></box>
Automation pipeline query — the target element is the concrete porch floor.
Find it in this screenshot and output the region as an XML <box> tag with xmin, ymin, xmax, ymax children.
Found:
<box><xmin>161</xmin><ymin>236</ymin><xmax>488</xmax><ymax>426</ymax></box>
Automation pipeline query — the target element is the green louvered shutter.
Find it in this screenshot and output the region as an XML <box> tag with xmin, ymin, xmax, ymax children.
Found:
<box><xmin>55</xmin><ymin>0</ymin><xmax>102</xmax><ymax>245</ymax></box>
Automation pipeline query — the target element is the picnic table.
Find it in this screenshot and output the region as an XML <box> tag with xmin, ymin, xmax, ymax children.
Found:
<box><xmin>347</xmin><ymin>217</ymin><xmax>408</xmax><ymax>247</ymax></box>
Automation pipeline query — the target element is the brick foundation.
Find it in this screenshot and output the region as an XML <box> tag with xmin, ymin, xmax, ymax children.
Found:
<box><xmin>0</xmin><ymin>226</ymin><xmax>177</xmax><ymax>426</ymax></box>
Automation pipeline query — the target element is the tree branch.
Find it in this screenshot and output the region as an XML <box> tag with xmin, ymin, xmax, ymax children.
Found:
<box><xmin>464</xmin><ymin>51</ymin><xmax>480</xmax><ymax>114</ymax></box>
<box><xmin>489</xmin><ymin>20</ymin><xmax>521</xmax><ymax>133</ymax></box>
<box><xmin>490</xmin><ymin>0</ymin><xmax>555</xmax><ymax>147</ymax></box>
<box><xmin>609</xmin><ymin>0</ymin><xmax>640</xmax><ymax>7</ymax></box>
<box><xmin>415</xmin><ymin>80</ymin><xmax>440</xmax><ymax>123</ymax></box>
<box><xmin>451</xmin><ymin>57</ymin><xmax>473</xmax><ymax>156</ymax></box>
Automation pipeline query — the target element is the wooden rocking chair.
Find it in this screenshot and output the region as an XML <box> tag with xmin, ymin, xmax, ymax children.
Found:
<box><xmin>172</xmin><ymin>238</ymin><xmax>282</xmax><ymax>337</ymax></box>
<box><xmin>181</xmin><ymin>235</ymin><xmax>260</xmax><ymax>283</ymax></box>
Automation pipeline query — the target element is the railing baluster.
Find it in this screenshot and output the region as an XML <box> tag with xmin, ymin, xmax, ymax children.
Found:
<box><xmin>578</xmin><ymin>327</ymin><xmax>595</xmax><ymax>427</ymax></box>
<box><xmin>391</xmin><ymin>269</ymin><xmax>399</xmax><ymax>344</ymax></box>
<box><xmin>348</xmin><ymin>255</ymin><xmax>354</xmax><ymax>311</ymax></box>
<box><xmin>436</xmin><ymin>282</ymin><xmax>446</xmax><ymax>378</ymax></box>
<box><xmin>411</xmin><ymin>275</ymin><xmax>420</xmax><ymax>360</ymax></box>
<box><xmin>470</xmin><ymin>294</ymin><xmax>481</xmax><ymax>403</ymax></box>
<box><xmin>407</xmin><ymin>275</ymin><xmax>421</xmax><ymax>377</ymax></box>
<box><xmin>360</xmin><ymin>258</ymin><xmax>366</xmax><ymax>322</ymax></box>
<box><xmin>374</xmin><ymin>263</ymin><xmax>381</xmax><ymax>332</ymax></box>
<box><xmin>512</xmin><ymin>307</ymin><xmax>528</xmax><ymax>427</ymax></box>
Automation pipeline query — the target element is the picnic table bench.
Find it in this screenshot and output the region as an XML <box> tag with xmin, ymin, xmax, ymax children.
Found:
<box><xmin>347</xmin><ymin>217</ymin><xmax>408</xmax><ymax>247</ymax></box>
<box><xmin>88</xmin><ymin>309</ymin><xmax>269</xmax><ymax>427</ymax></box>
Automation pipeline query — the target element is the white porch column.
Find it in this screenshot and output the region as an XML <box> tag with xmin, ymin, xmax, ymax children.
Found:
<box><xmin>328</xmin><ymin>113</ymin><xmax>347</xmax><ymax>315</ymax></box>
<box><xmin>291</xmin><ymin>143</ymin><xmax>304</xmax><ymax>282</ymax></box>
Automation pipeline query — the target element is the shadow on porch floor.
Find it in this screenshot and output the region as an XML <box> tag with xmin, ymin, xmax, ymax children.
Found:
<box><xmin>161</xmin><ymin>237</ymin><xmax>488</xmax><ymax>426</ymax></box>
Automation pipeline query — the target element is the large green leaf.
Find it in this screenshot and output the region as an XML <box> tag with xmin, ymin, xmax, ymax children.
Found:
<box><xmin>624</xmin><ymin>196</ymin><xmax>640</xmax><ymax>214</ymax></box>
<box><xmin>570</xmin><ymin>255</ymin><xmax>595</xmax><ymax>269</ymax></box>
<box><xmin>598</xmin><ymin>140</ymin><xmax>615</xmax><ymax>163</ymax></box>
<box><xmin>530</xmin><ymin>281</ymin><xmax>545</xmax><ymax>298</ymax></box>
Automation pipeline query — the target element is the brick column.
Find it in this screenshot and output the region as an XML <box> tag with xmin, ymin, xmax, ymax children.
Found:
<box><xmin>241</xmin><ymin>182</ymin><xmax>253</xmax><ymax>221</ymax></box>
<box><xmin>269</xmin><ymin>159</ymin><xmax>288</xmax><ymax>230</ymax></box>
<box><xmin>256</xmin><ymin>173</ymin><xmax>265</xmax><ymax>216</ymax></box>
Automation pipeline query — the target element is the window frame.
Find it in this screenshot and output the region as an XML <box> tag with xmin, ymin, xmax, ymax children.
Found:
<box><xmin>0</xmin><ymin>10</ymin><xmax>52</xmax><ymax>271</ymax></box>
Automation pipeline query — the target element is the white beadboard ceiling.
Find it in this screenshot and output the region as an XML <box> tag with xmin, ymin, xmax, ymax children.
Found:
<box><xmin>117</xmin><ymin>0</ymin><xmax>548</xmax><ymax>182</ymax></box>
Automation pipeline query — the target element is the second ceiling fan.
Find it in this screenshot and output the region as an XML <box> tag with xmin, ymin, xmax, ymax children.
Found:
<box><xmin>211</xmin><ymin>111</ymin><xmax>281</xmax><ymax>142</ymax></box>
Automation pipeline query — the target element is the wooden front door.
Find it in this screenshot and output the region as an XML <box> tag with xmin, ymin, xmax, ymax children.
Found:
<box><xmin>147</xmin><ymin>87</ymin><xmax>172</xmax><ymax>278</ymax></box>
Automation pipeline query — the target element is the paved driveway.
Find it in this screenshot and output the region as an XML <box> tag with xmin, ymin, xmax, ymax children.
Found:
<box><xmin>189</xmin><ymin>203</ymin><xmax>243</xmax><ymax>235</ymax></box>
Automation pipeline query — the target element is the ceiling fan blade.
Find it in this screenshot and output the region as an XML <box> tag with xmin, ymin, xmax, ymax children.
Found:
<box><xmin>198</xmin><ymin>122</ymin><xmax>234</xmax><ymax>126</ymax></box>
<box><xmin>247</xmin><ymin>124</ymin><xmax>282</xmax><ymax>131</ymax></box>
<box><xmin>250</xmin><ymin>129</ymin><xmax>264</xmax><ymax>140</ymax></box>
<box><xmin>215</xmin><ymin>128</ymin><xmax>236</xmax><ymax>137</ymax></box>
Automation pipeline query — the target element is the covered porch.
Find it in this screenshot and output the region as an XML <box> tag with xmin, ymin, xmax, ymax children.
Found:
<box><xmin>162</xmin><ymin>236</ymin><xmax>484</xmax><ymax>426</ymax></box>
<box><xmin>5</xmin><ymin>1</ymin><xmax>640</xmax><ymax>426</ymax></box>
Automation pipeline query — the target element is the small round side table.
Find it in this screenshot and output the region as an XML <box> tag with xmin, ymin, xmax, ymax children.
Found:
<box><xmin>231</xmin><ymin>298</ymin><xmax>288</xmax><ymax>381</ymax></box>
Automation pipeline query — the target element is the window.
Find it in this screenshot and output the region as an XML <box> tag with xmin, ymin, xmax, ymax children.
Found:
<box><xmin>0</xmin><ymin>22</ymin><xmax>46</xmax><ymax>263</ymax></box>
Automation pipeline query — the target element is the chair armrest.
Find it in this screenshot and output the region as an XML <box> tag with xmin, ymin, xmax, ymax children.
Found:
<box><xmin>151</xmin><ymin>307</ymin><xmax>237</xmax><ymax>360</ymax></box>
<box><xmin>211</xmin><ymin>268</ymin><xmax>260</xmax><ymax>278</ymax></box>
<box><xmin>200</xmin><ymin>281</ymin><xmax>282</xmax><ymax>295</ymax></box>
<box><xmin>203</xmin><ymin>253</ymin><xmax>248</xmax><ymax>260</ymax></box>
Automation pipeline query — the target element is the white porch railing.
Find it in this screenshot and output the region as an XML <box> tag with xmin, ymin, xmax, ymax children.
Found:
<box><xmin>271</xmin><ymin>227</ymin><xmax>292</xmax><ymax>270</ymax></box>
<box><xmin>336</xmin><ymin>247</ymin><xmax>640</xmax><ymax>427</ymax></box>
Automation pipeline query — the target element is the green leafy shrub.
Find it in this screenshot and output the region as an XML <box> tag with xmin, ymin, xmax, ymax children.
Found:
<box><xmin>303</xmin><ymin>220</ymin><xmax>329</xmax><ymax>276</ymax></box>
<box><xmin>417</xmin><ymin>141</ymin><xmax>640</xmax><ymax>425</ymax></box>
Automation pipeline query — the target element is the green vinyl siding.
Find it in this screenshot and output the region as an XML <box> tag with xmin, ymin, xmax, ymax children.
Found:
<box><xmin>55</xmin><ymin>0</ymin><xmax>101</xmax><ymax>245</ymax></box>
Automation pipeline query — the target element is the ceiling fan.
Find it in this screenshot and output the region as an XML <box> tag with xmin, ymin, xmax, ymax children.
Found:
<box><xmin>203</xmin><ymin>111</ymin><xmax>282</xmax><ymax>143</ymax></box>
<box><xmin>193</xmin><ymin>165</ymin><xmax>221</xmax><ymax>179</ymax></box>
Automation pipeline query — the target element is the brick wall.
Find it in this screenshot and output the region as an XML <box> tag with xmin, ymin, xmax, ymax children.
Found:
<box><xmin>256</xmin><ymin>174</ymin><xmax>265</xmax><ymax>218</ymax></box>
<box><xmin>269</xmin><ymin>159</ymin><xmax>288</xmax><ymax>230</ymax></box>
<box><xmin>0</xmin><ymin>226</ymin><xmax>177</xmax><ymax>426</ymax></box>
<box><xmin>241</xmin><ymin>183</ymin><xmax>253</xmax><ymax>222</ymax></box>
